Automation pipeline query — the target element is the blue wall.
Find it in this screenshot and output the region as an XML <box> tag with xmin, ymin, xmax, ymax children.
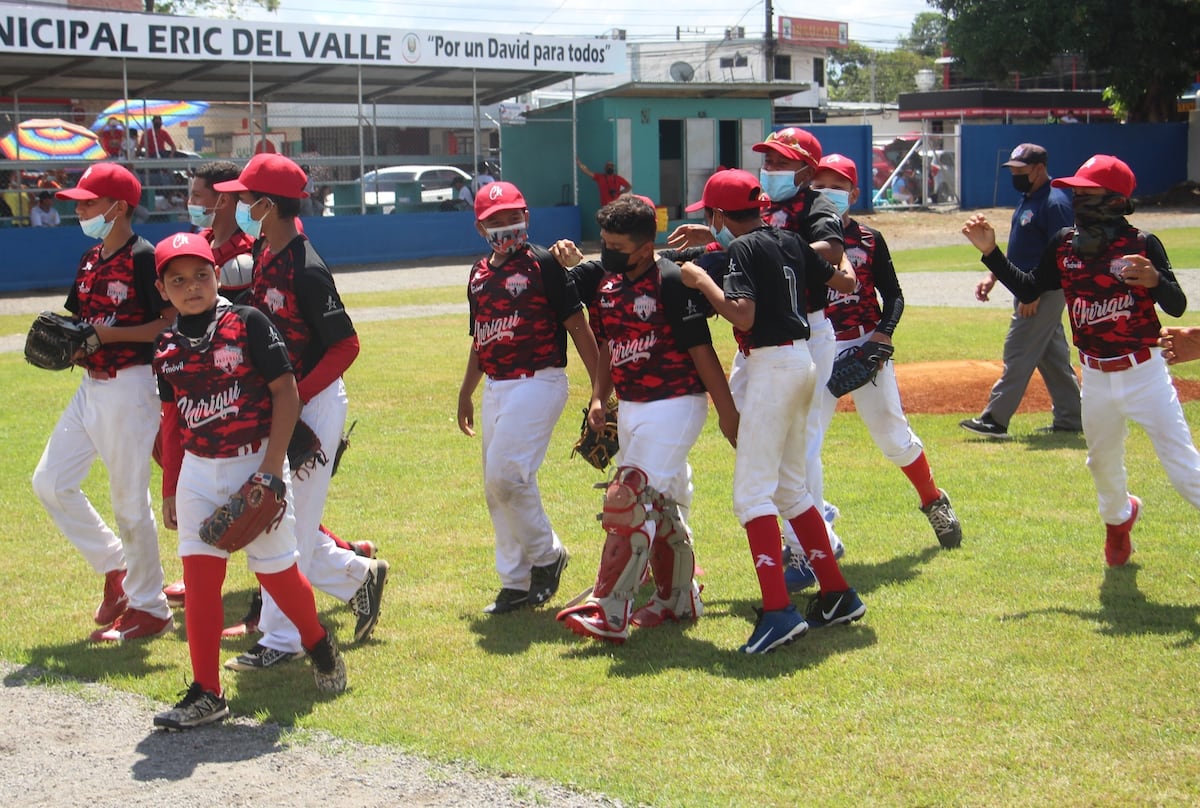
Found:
<box><xmin>959</xmin><ymin>122</ymin><xmax>1188</xmax><ymax>209</ymax></box>
<box><xmin>0</xmin><ymin>206</ymin><xmax>581</xmax><ymax>293</ymax></box>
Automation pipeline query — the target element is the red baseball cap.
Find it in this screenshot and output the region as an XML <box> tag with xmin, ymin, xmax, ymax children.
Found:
<box><xmin>752</xmin><ymin>127</ymin><xmax>822</xmax><ymax>168</ymax></box>
<box><xmin>816</xmin><ymin>154</ymin><xmax>858</xmax><ymax>187</ymax></box>
<box><xmin>474</xmin><ymin>181</ymin><xmax>527</xmax><ymax>221</ymax></box>
<box><xmin>56</xmin><ymin>162</ymin><xmax>141</xmax><ymax>209</ymax></box>
<box><xmin>633</xmin><ymin>194</ymin><xmax>657</xmax><ymax>209</ymax></box>
<box><xmin>1051</xmin><ymin>154</ymin><xmax>1136</xmax><ymax>198</ymax></box>
<box><xmin>154</xmin><ymin>231</ymin><xmax>216</xmax><ymax>276</ymax></box>
<box><xmin>685</xmin><ymin>169</ymin><xmax>769</xmax><ymax>212</ymax></box>
<box><xmin>213</xmin><ymin>153</ymin><xmax>309</xmax><ymax>199</ymax></box>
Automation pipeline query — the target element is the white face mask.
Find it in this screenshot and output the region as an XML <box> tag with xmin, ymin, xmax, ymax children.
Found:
<box><xmin>816</xmin><ymin>187</ymin><xmax>851</xmax><ymax>217</ymax></box>
<box><xmin>759</xmin><ymin>169</ymin><xmax>801</xmax><ymax>202</ymax></box>
<box><xmin>188</xmin><ymin>204</ymin><xmax>215</xmax><ymax>228</ymax></box>
<box><xmin>79</xmin><ymin>201</ymin><xmax>118</xmax><ymax>240</ymax></box>
<box><xmin>235</xmin><ymin>199</ymin><xmax>265</xmax><ymax>239</ymax></box>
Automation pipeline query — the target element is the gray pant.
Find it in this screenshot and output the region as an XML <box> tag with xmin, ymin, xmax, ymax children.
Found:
<box><xmin>982</xmin><ymin>289</ymin><xmax>1082</xmax><ymax>430</ymax></box>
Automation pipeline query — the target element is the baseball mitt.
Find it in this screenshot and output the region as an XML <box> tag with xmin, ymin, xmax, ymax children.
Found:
<box><xmin>24</xmin><ymin>312</ymin><xmax>101</xmax><ymax>371</ymax></box>
<box><xmin>199</xmin><ymin>472</ymin><xmax>287</xmax><ymax>553</ymax></box>
<box><xmin>571</xmin><ymin>399</ymin><xmax>619</xmax><ymax>471</ymax></box>
<box><xmin>826</xmin><ymin>340</ymin><xmax>895</xmax><ymax>398</ymax></box>
<box><xmin>287</xmin><ymin>419</ymin><xmax>327</xmax><ymax>480</ymax></box>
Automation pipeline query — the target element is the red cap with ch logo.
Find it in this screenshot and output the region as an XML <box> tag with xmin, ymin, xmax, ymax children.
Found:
<box><xmin>752</xmin><ymin>127</ymin><xmax>822</xmax><ymax>168</ymax></box>
<box><xmin>816</xmin><ymin>154</ymin><xmax>858</xmax><ymax>187</ymax></box>
<box><xmin>474</xmin><ymin>181</ymin><xmax>528</xmax><ymax>221</ymax></box>
<box><xmin>1051</xmin><ymin>154</ymin><xmax>1136</xmax><ymax>198</ymax></box>
<box><xmin>213</xmin><ymin>153</ymin><xmax>309</xmax><ymax>199</ymax></box>
<box><xmin>685</xmin><ymin>169</ymin><xmax>770</xmax><ymax>212</ymax></box>
<box><xmin>154</xmin><ymin>231</ymin><xmax>216</xmax><ymax>276</ymax></box>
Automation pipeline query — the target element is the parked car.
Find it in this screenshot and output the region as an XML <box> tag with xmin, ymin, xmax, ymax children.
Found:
<box><xmin>360</xmin><ymin>165</ymin><xmax>472</xmax><ymax>210</ymax></box>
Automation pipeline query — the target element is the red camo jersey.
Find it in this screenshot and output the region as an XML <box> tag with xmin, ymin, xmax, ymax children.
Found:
<box><xmin>154</xmin><ymin>306</ymin><xmax>292</xmax><ymax>458</ymax></box>
<box><xmin>250</xmin><ymin>235</ymin><xmax>356</xmax><ymax>380</ymax></box>
<box><xmin>589</xmin><ymin>261</ymin><xmax>708</xmax><ymax>403</ymax></box>
<box><xmin>1058</xmin><ymin>229</ymin><xmax>1163</xmax><ymax>357</ymax></box>
<box><xmin>65</xmin><ymin>235</ymin><xmax>165</xmax><ymax>373</ymax></box>
<box><xmin>467</xmin><ymin>246</ymin><xmax>581</xmax><ymax>379</ymax></box>
<box><xmin>826</xmin><ymin>219</ymin><xmax>882</xmax><ymax>333</ymax></box>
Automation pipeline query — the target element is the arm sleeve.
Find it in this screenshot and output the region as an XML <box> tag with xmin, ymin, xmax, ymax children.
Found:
<box><xmin>539</xmin><ymin>251</ymin><xmax>585</xmax><ymax>322</ymax></box>
<box><xmin>870</xmin><ymin>230</ymin><xmax>905</xmax><ymax>336</ymax></box>
<box><xmin>297</xmin><ymin>335</ymin><xmax>359</xmax><ymax>404</ymax></box>
<box><xmin>160</xmin><ymin>401</ymin><xmax>183</xmax><ymax>498</ymax></box>
<box><xmin>567</xmin><ymin>260</ymin><xmax>605</xmax><ymax>305</ymax></box>
<box><xmin>798</xmin><ymin>237</ymin><xmax>837</xmax><ymax>304</ymax></box>
<box><xmin>981</xmin><ymin>235</ymin><xmax>1063</xmax><ymax>304</ymax></box>
<box><xmin>132</xmin><ymin>241</ymin><xmax>168</xmax><ymax>318</ymax></box>
<box><xmin>1145</xmin><ymin>233</ymin><xmax>1187</xmax><ymax>317</ymax></box>
<box><xmin>244</xmin><ymin>307</ymin><xmax>295</xmax><ymax>384</ymax></box>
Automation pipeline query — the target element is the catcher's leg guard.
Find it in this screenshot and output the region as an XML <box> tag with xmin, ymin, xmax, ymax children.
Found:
<box><xmin>557</xmin><ymin>466</ymin><xmax>655</xmax><ymax>644</ymax></box>
<box><xmin>631</xmin><ymin>499</ymin><xmax>703</xmax><ymax>628</ymax></box>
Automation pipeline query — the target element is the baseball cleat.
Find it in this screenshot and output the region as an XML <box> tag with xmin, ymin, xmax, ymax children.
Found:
<box><xmin>483</xmin><ymin>588</ymin><xmax>529</xmax><ymax>615</ymax></box>
<box><xmin>557</xmin><ymin>603</ymin><xmax>629</xmax><ymax>644</ymax></box>
<box><xmin>740</xmin><ymin>605</ymin><xmax>808</xmax><ymax>654</ymax></box>
<box><xmin>528</xmin><ymin>548</ymin><xmax>569</xmax><ymax>607</ymax></box>
<box><xmin>154</xmin><ymin>682</ymin><xmax>229</xmax><ymax>731</ymax></box>
<box><xmin>803</xmin><ymin>588</ymin><xmax>866</xmax><ymax>629</ymax></box>
<box><xmin>922</xmin><ymin>489</ymin><xmax>963</xmax><ymax>549</ymax></box>
<box><xmin>307</xmin><ymin>626</ymin><xmax>347</xmax><ymax>694</ymax></box>
<box><xmin>221</xmin><ymin>589</ymin><xmax>263</xmax><ymax>637</ymax></box>
<box><xmin>959</xmin><ymin>416</ymin><xmax>1010</xmax><ymax>440</ymax></box>
<box><xmin>224</xmin><ymin>643</ymin><xmax>305</xmax><ymax>671</ymax></box>
<box><xmin>351</xmin><ymin>540</ymin><xmax>378</xmax><ymax>559</ymax></box>
<box><xmin>349</xmin><ymin>558</ymin><xmax>389</xmax><ymax>642</ymax></box>
<box><xmin>90</xmin><ymin>609</ymin><xmax>174</xmax><ymax>642</ymax></box>
<box><xmin>1105</xmin><ymin>495</ymin><xmax>1141</xmax><ymax>567</ymax></box>
<box><xmin>163</xmin><ymin>579</ymin><xmax>186</xmax><ymax>606</ymax></box>
<box><xmin>95</xmin><ymin>569</ymin><xmax>129</xmax><ymax>626</ymax></box>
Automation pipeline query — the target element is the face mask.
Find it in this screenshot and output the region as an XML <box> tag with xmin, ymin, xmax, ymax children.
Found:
<box><xmin>600</xmin><ymin>244</ymin><xmax>636</xmax><ymax>276</ymax></box>
<box><xmin>484</xmin><ymin>223</ymin><xmax>528</xmax><ymax>255</ymax></box>
<box><xmin>235</xmin><ymin>199</ymin><xmax>265</xmax><ymax>239</ymax></box>
<box><xmin>605</xmin><ymin>167</ymin><xmax>614</xmax><ymax>175</ymax></box>
<box><xmin>1072</xmin><ymin>193</ymin><xmax>1126</xmax><ymax>227</ymax></box>
<box><xmin>816</xmin><ymin>188</ymin><xmax>851</xmax><ymax>217</ymax></box>
<box><xmin>188</xmin><ymin>204</ymin><xmax>215</xmax><ymax>228</ymax></box>
<box><xmin>759</xmin><ymin>169</ymin><xmax>800</xmax><ymax>203</ymax></box>
<box><xmin>709</xmin><ymin>223</ymin><xmax>734</xmax><ymax>249</ymax></box>
<box><xmin>1011</xmin><ymin>174</ymin><xmax>1034</xmax><ymax>195</ymax></box>
<box><xmin>79</xmin><ymin>202</ymin><xmax>117</xmax><ymax>240</ymax></box>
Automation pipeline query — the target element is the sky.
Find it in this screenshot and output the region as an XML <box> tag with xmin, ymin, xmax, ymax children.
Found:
<box><xmin>239</xmin><ymin>0</ymin><xmax>936</xmax><ymax>50</ymax></box>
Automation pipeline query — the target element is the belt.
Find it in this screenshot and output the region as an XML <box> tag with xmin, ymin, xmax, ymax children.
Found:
<box><xmin>1079</xmin><ymin>347</ymin><xmax>1152</xmax><ymax>373</ymax></box>
<box><xmin>742</xmin><ymin>340</ymin><xmax>793</xmax><ymax>357</ymax></box>
<box><xmin>489</xmin><ymin>366</ymin><xmax>559</xmax><ymax>381</ymax></box>
<box><xmin>835</xmin><ymin>324</ymin><xmax>870</xmax><ymax>342</ymax></box>
<box><xmin>236</xmin><ymin>440</ymin><xmax>264</xmax><ymax>456</ymax></box>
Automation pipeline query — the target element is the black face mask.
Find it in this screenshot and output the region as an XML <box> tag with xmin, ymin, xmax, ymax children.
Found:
<box><xmin>605</xmin><ymin>167</ymin><xmax>614</xmax><ymax>175</ymax></box>
<box><xmin>1072</xmin><ymin>193</ymin><xmax>1128</xmax><ymax>258</ymax></box>
<box><xmin>1011</xmin><ymin>173</ymin><xmax>1034</xmax><ymax>194</ymax></box>
<box><xmin>600</xmin><ymin>244</ymin><xmax>637</xmax><ymax>276</ymax></box>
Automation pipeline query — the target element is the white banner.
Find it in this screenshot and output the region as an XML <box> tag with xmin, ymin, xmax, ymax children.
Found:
<box><xmin>0</xmin><ymin>7</ymin><xmax>626</xmax><ymax>73</ymax></box>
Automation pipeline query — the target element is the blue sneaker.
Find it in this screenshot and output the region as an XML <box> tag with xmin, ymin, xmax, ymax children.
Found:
<box><xmin>804</xmin><ymin>588</ymin><xmax>866</xmax><ymax>629</ymax></box>
<box><xmin>782</xmin><ymin>547</ymin><xmax>817</xmax><ymax>592</ymax></box>
<box><xmin>739</xmin><ymin>604</ymin><xmax>808</xmax><ymax>654</ymax></box>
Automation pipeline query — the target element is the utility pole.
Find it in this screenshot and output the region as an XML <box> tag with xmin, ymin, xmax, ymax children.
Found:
<box><xmin>764</xmin><ymin>0</ymin><xmax>775</xmax><ymax>81</ymax></box>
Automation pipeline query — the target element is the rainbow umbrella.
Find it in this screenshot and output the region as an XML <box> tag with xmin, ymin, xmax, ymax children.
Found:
<box><xmin>92</xmin><ymin>99</ymin><xmax>209</xmax><ymax>130</ymax></box>
<box><xmin>0</xmin><ymin>118</ymin><xmax>106</xmax><ymax>160</ymax></box>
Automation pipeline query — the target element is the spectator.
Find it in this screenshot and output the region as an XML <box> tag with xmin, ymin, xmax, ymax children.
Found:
<box><xmin>891</xmin><ymin>168</ymin><xmax>916</xmax><ymax>205</ymax></box>
<box><xmin>453</xmin><ymin>175</ymin><xmax>473</xmax><ymax>209</ymax></box>
<box><xmin>471</xmin><ymin>161</ymin><xmax>496</xmax><ymax>195</ymax></box>
<box><xmin>123</xmin><ymin>128</ymin><xmax>139</xmax><ymax>162</ymax></box>
<box><xmin>577</xmin><ymin>158</ymin><xmax>631</xmax><ymax>206</ymax></box>
<box><xmin>139</xmin><ymin>115</ymin><xmax>176</xmax><ymax>159</ymax></box>
<box><xmin>30</xmin><ymin>191</ymin><xmax>60</xmax><ymax>227</ymax></box>
<box><xmin>98</xmin><ymin>117</ymin><xmax>125</xmax><ymax>159</ymax></box>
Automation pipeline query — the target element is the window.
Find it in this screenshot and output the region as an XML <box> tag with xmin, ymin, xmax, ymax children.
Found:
<box><xmin>813</xmin><ymin>57</ymin><xmax>825</xmax><ymax>87</ymax></box>
<box><xmin>774</xmin><ymin>54</ymin><xmax>792</xmax><ymax>81</ymax></box>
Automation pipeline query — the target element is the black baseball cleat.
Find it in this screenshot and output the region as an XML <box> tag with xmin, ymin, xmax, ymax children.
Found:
<box><xmin>528</xmin><ymin>548</ymin><xmax>569</xmax><ymax>607</ymax></box>
<box><xmin>484</xmin><ymin>588</ymin><xmax>529</xmax><ymax>615</ymax></box>
<box><xmin>959</xmin><ymin>416</ymin><xmax>1010</xmax><ymax>440</ymax></box>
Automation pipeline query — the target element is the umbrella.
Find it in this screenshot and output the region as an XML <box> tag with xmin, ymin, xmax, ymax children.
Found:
<box><xmin>0</xmin><ymin>118</ymin><xmax>106</xmax><ymax>160</ymax></box>
<box><xmin>92</xmin><ymin>99</ymin><xmax>209</xmax><ymax>130</ymax></box>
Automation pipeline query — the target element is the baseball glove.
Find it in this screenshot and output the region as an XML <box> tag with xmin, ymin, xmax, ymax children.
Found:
<box><xmin>826</xmin><ymin>340</ymin><xmax>895</xmax><ymax>398</ymax></box>
<box><xmin>287</xmin><ymin>419</ymin><xmax>327</xmax><ymax>480</ymax></box>
<box><xmin>24</xmin><ymin>312</ymin><xmax>101</xmax><ymax>371</ymax></box>
<box><xmin>330</xmin><ymin>420</ymin><xmax>357</xmax><ymax>477</ymax></box>
<box><xmin>571</xmin><ymin>399</ymin><xmax>619</xmax><ymax>471</ymax></box>
<box><xmin>199</xmin><ymin>471</ymin><xmax>287</xmax><ymax>553</ymax></box>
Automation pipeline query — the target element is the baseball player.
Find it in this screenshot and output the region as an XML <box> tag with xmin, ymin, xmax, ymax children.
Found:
<box><xmin>962</xmin><ymin>155</ymin><xmax>1200</xmax><ymax>566</ymax></box>
<box><xmin>457</xmin><ymin>181</ymin><xmax>600</xmax><ymax>615</ymax></box>
<box><xmin>212</xmin><ymin>154</ymin><xmax>388</xmax><ymax>672</ymax></box>
<box><xmin>961</xmin><ymin>143</ymin><xmax>1081</xmax><ymax>439</ymax></box>
<box><xmin>551</xmin><ymin>195</ymin><xmax>738</xmax><ymax>643</ymax></box>
<box><xmin>150</xmin><ymin>232</ymin><xmax>346</xmax><ymax>730</ymax></box>
<box><xmin>32</xmin><ymin>163</ymin><xmax>174</xmax><ymax>643</ymax></box>
<box><xmin>679</xmin><ymin>169</ymin><xmax>862</xmax><ymax>653</ymax></box>
<box><xmin>808</xmin><ymin>154</ymin><xmax>961</xmax><ymax>554</ymax></box>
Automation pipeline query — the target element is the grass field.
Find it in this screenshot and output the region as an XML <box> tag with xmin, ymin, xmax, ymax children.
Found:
<box><xmin>3</xmin><ymin>240</ymin><xmax>1200</xmax><ymax>806</ymax></box>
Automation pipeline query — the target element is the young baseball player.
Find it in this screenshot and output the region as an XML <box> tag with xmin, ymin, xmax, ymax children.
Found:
<box><xmin>150</xmin><ymin>232</ymin><xmax>346</xmax><ymax>730</ymax></box>
<box><xmin>457</xmin><ymin>181</ymin><xmax>600</xmax><ymax>615</ymax></box>
<box><xmin>550</xmin><ymin>195</ymin><xmax>738</xmax><ymax>643</ymax></box>
<box><xmin>808</xmin><ymin>154</ymin><xmax>961</xmax><ymax>554</ymax></box>
<box><xmin>32</xmin><ymin>163</ymin><xmax>174</xmax><ymax>643</ymax></box>
<box><xmin>679</xmin><ymin>169</ymin><xmax>863</xmax><ymax>653</ymax></box>
<box><xmin>962</xmin><ymin>155</ymin><xmax>1200</xmax><ymax>566</ymax></box>
<box><xmin>212</xmin><ymin>154</ymin><xmax>388</xmax><ymax>671</ymax></box>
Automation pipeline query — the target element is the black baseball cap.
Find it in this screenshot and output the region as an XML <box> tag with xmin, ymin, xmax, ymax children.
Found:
<box><xmin>1003</xmin><ymin>143</ymin><xmax>1048</xmax><ymax>167</ymax></box>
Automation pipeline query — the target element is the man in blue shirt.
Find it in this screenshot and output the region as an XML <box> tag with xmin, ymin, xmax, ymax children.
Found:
<box><xmin>961</xmin><ymin>143</ymin><xmax>1081</xmax><ymax>439</ymax></box>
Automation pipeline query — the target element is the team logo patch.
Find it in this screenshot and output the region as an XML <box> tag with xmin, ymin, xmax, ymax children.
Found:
<box><xmin>633</xmin><ymin>294</ymin><xmax>656</xmax><ymax>321</ymax></box>
<box><xmin>107</xmin><ymin>280</ymin><xmax>129</xmax><ymax>304</ymax></box>
<box><xmin>264</xmin><ymin>287</ymin><xmax>286</xmax><ymax>313</ymax></box>
<box><xmin>212</xmin><ymin>344</ymin><xmax>243</xmax><ymax>374</ymax></box>
<box><xmin>1020</xmin><ymin>210</ymin><xmax>1035</xmax><ymax>227</ymax></box>
<box><xmin>504</xmin><ymin>273</ymin><xmax>529</xmax><ymax>297</ymax></box>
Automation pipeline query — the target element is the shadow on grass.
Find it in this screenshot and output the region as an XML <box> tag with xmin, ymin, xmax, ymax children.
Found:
<box><xmin>839</xmin><ymin>545</ymin><xmax>942</xmax><ymax>597</ymax></box>
<box><xmin>1009</xmin><ymin>564</ymin><xmax>1200</xmax><ymax>647</ymax></box>
<box><xmin>957</xmin><ymin>430</ymin><xmax>1086</xmax><ymax>451</ymax></box>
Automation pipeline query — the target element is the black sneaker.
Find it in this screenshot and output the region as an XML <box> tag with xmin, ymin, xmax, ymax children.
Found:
<box><xmin>306</xmin><ymin>625</ymin><xmax>347</xmax><ymax>693</ymax></box>
<box><xmin>921</xmin><ymin>488</ymin><xmax>963</xmax><ymax>549</ymax></box>
<box><xmin>153</xmin><ymin>682</ymin><xmax>229</xmax><ymax>730</ymax></box>
<box><xmin>528</xmin><ymin>548</ymin><xmax>569</xmax><ymax>607</ymax></box>
<box><xmin>484</xmin><ymin>588</ymin><xmax>529</xmax><ymax>615</ymax></box>
<box><xmin>959</xmin><ymin>416</ymin><xmax>1009</xmax><ymax>439</ymax></box>
<box><xmin>223</xmin><ymin>643</ymin><xmax>305</xmax><ymax>671</ymax></box>
<box><xmin>349</xmin><ymin>558</ymin><xmax>389</xmax><ymax>642</ymax></box>
<box><xmin>804</xmin><ymin>588</ymin><xmax>867</xmax><ymax>629</ymax></box>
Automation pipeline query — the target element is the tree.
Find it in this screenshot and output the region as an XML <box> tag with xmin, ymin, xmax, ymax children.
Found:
<box><xmin>828</xmin><ymin>42</ymin><xmax>936</xmax><ymax>104</ymax></box>
<box><xmin>146</xmin><ymin>0</ymin><xmax>280</xmax><ymax>14</ymax></box>
<box><xmin>934</xmin><ymin>0</ymin><xmax>1200</xmax><ymax>121</ymax></box>
<box><xmin>899</xmin><ymin>11</ymin><xmax>949</xmax><ymax>58</ymax></box>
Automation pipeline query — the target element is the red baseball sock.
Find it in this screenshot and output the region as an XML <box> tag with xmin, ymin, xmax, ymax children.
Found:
<box><xmin>256</xmin><ymin>564</ymin><xmax>325</xmax><ymax>648</ymax></box>
<box><xmin>902</xmin><ymin>452</ymin><xmax>941</xmax><ymax>508</ymax></box>
<box><xmin>745</xmin><ymin>515</ymin><xmax>789</xmax><ymax>611</ymax></box>
<box><xmin>320</xmin><ymin>523</ymin><xmax>353</xmax><ymax>552</ymax></box>
<box><xmin>182</xmin><ymin>554</ymin><xmax>227</xmax><ymax>696</ymax></box>
<box><xmin>786</xmin><ymin>507</ymin><xmax>848</xmax><ymax>592</ymax></box>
